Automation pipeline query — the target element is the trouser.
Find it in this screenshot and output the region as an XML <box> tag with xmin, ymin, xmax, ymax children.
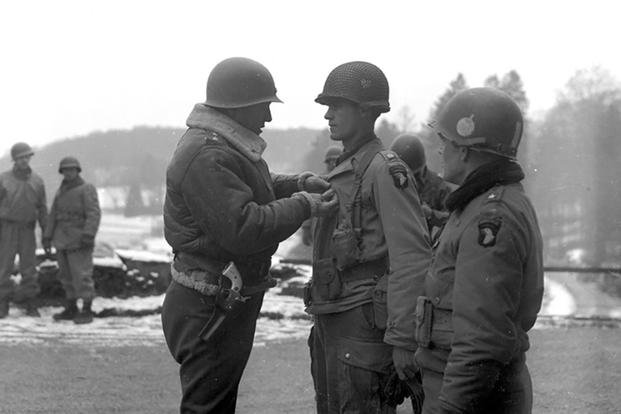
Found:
<box><xmin>161</xmin><ymin>280</ymin><xmax>264</xmax><ymax>414</ymax></box>
<box><xmin>309</xmin><ymin>303</ymin><xmax>395</xmax><ymax>414</ymax></box>
<box><xmin>0</xmin><ymin>220</ymin><xmax>40</xmax><ymax>303</ymax></box>
<box><xmin>417</xmin><ymin>350</ymin><xmax>533</xmax><ymax>414</ymax></box>
<box><xmin>56</xmin><ymin>248</ymin><xmax>95</xmax><ymax>299</ymax></box>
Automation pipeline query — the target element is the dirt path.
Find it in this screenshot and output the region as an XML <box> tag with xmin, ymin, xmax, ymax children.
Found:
<box><xmin>0</xmin><ymin>326</ymin><xmax>619</xmax><ymax>413</ymax></box>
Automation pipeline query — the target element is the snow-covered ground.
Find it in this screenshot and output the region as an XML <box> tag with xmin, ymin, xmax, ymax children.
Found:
<box><xmin>3</xmin><ymin>263</ymin><xmax>619</xmax><ymax>347</ymax></box>
<box><xmin>2</xmin><ymin>214</ymin><xmax>619</xmax><ymax>347</ymax></box>
<box><xmin>0</xmin><ymin>285</ymin><xmax>310</xmax><ymax>348</ymax></box>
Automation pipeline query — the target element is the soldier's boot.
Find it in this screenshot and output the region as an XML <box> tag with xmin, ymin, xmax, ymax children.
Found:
<box><xmin>53</xmin><ymin>299</ymin><xmax>78</xmax><ymax>321</ymax></box>
<box><xmin>74</xmin><ymin>299</ymin><xmax>94</xmax><ymax>325</ymax></box>
<box><xmin>24</xmin><ymin>300</ymin><xmax>41</xmax><ymax>317</ymax></box>
<box><xmin>0</xmin><ymin>300</ymin><xmax>9</xmax><ymax>319</ymax></box>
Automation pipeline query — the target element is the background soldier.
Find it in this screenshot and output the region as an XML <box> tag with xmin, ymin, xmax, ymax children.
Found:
<box><xmin>416</xmin><ymin>88</ymin><xmax>544</xmax><ymax>413</ymax></box>
<box><xmin>160</xmin><ymin>57</ymin><xmax>338</xmax><ymax>413</ymax></box>
<box><xmin>390</xmin><ymin>134</ymin><xmax>453</xmax><ymax>240</ymax></box>
<box><xmin>307</xmin><ymin>61</ymin><xmax>431</xmax><ymax>413</ymax></box>
<box><xmin>0</xmin><ymin>142</ymin><xmax>47</xmax><ymax>318</ymax></box>
<box><xmin>301</xmin><ymin>145</ymin><xmax>342</xmax><ymax>246</ymax></box>
<box><xmin>43</xmin><ymin>156</ymin><xmax>101</xmax><ymax>324</ymax></box>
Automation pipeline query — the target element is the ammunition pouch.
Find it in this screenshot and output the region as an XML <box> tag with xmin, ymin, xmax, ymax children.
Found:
<box><xmin>311</xmin><ymin>258</ymin><xmax>342</xmax><ymax>301</ymax></box>
<box><xmin>415</xmin><ymin>296</ymin><xmax>452</xmax><ymax>350</ymax></box>
<box><xmin>331</xmin><ymin>225</ymin><xmax>362</xmax><ymax>270</ymax></box>
<box><xmin>308</xmin><ymin>256</ymin><xmax>388</xmax><ymax>305</ymax></box>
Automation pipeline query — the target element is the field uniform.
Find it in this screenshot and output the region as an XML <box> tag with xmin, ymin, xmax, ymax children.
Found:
<box><xmin>418</xmin><ymin>87</ymin><xmax>544</xmax><ymax>413</ymax></box>
<box><xmin>44</xmin><ymin>176</ymin><xmax>100</xmax><ymax>301</ymax></box>
<box><xmin>162</xmin><ymin>100</ymin><xmax>317</xmax><ymax>413</ymax></box>
<box><xmin>307</xmin><ymin>137</ymin><xmax>431</xmax><ymax>413</ymax></box>
<box><xmin>0</xmin><ymin>166</ymin><xmax>47</xmax><ymax>307</ymax></box>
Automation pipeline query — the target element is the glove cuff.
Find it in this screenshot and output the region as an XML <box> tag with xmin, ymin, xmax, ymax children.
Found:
<box><xmin>297</xmin><ymin>171</ymin><xmax>316</xmax><ymax>191</ymax></box>
<box><xmin>292</xmin><ymin>191</ymin><xmax>317</xmax><ymax>217</ymax></box>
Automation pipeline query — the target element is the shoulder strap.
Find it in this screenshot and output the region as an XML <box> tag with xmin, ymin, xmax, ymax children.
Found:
<box><xmin>351</xmin><ymin>140</ymin><xmax>383</xmax><ymax>232</ymax></box>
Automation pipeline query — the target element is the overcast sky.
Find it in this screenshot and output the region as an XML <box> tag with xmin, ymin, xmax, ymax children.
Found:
<box><xmin>1</xmin><ymin>0</ymin><xmax>619</xmax><ymax>157</ymax></box>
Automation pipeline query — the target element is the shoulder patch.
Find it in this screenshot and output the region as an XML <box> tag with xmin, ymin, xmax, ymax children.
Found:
<box><xmin>477</xmin><ymin>214</ymin><xmax>502</xmax><ymax>247</ymax></box>
<box><xmin>379</xmin><ymin>151</ymin><xmax>409</xmax><ymax>189</ymax></box>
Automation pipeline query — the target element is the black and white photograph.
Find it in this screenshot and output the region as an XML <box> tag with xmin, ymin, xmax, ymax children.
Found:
<box><xmin>0</xmin><ymin>1</ymin><xmax>619</xmax><ymax>413</ymax></box>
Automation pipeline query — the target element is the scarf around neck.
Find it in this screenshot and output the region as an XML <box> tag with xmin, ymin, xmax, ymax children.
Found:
<box><xmin>445</xmin><ymin>158</ymin><xmax>525</xmax><ymax>212</ymax></box>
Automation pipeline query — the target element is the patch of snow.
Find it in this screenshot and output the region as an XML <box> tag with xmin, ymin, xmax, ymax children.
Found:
<box><xmin>539</xmin><ymin>277</ymin><xmax>576</xmax><ymax>316</ymax></box>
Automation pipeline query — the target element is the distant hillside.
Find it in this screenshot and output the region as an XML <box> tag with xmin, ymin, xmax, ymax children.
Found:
<box><xmin>0</xmin><ymin>126</ymin><xmax>323</xmax><ymax>203</ymax></box>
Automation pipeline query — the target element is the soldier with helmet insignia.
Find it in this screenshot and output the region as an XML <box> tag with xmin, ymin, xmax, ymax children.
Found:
<box><xmin>307</xmin><ymin>61</ymin><xmax>431</xmax><ymax>413</ymax></box>
<box><xmin>415</xmin><ymin>87</ymin><xmax>544</xmax><ymax>413</ymax></box>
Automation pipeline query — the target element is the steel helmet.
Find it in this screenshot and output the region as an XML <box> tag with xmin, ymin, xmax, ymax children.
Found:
<box><xmin>390</xmin><ymin>134</ymin><xmax>426</xmax><ymax>174</ymax></box>
<box><xmin>10</xmin><ymin>142</ymin><xmax>34</xmax><ymax>160</ymax></box>
<box><xmin>324</xmin><ymin>145</ymin><xmax>342</xmax><ymax>162</ymax></box>
<box><xmin>58</xmin><ymin>156</ymin><xmax>82</xmax><ymax>173</ymax></box>
<box><xmin>315</xmin><ymin>61</ymin><xmax>390</xmax><ymax>113</ymax></box>
<box><xmin>429</xmin><ymin>87</ymin><xmax>523</xmax><ymax>159</ymax></box>
<box><xmin>205</xmin><ymin>57</ymin><xmax>283</xmax><ymax>108</ymax></box>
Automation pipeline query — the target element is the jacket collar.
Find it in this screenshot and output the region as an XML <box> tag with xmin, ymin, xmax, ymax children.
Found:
<box><xmin>186</xmin><ymin>103</ymin><xmax>266</xmax><ymax>162</ymax></box>
<box><xmin>59</xmin><ymin>176</ymin><xmax>84</xmax><ymax>193</ymax></box>
<box><xmin>327</xmin><ymin>137</ymin><xmax>382</xmax><ymax>179</ymax></box>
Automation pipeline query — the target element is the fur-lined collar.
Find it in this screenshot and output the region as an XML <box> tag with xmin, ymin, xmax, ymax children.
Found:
<box><xmin>186</xmin><ymin>104</ymin><xmax>266</xmax><ymax>162</ymax></box>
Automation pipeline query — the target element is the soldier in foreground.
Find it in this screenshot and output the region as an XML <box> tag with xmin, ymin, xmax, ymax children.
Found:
<box><xmin>161</xmin><ymin>57</ymin><xmax>338</xmax><ymax>413</ymax></box>
<box><xmin>307</xmin><ymin>61</ymin><xmax>431</xmax><ymax>413</ymax></box>
<box><xmin>43</xmin><ymin>157</ymin><xmax>101</xmax><ymax>324</ymax></box>
<box><xmin>416</xmin><ymin>88</ymin><xmax>544</xmax><ymax>413</ymax></box>
<box><xmin>0</xmin><ymin>142</ymin><xmax>47</xmax><ymax>318</ymax></box>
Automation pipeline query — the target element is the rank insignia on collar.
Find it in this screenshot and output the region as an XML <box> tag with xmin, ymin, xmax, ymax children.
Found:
<box><xmin>478</xmin><ymin>216</ymin><xmax>502</xmax><ymax>247</ymax></box>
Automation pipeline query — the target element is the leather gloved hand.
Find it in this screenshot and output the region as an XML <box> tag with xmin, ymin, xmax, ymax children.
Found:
<box><xmin>80</xmin><ymin>234</ymin><xmax>95</xmax><ymax>248</ymax></box>
<box><xmin>298</xmin><ymin>171</ymin><xmax>331</xmax><ymax>193</ymax></box>
<box><xmin>392</xmin><ymin>346</ymin><xmax>419</xmax><ymax>380</ymax></box>
<box><xmin>294</xmin><ymin>190</ymin><xmax>339</xmax><ymax>218</ymax></box>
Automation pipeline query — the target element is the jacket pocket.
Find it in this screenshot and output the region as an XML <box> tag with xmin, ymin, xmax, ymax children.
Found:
<box><xmin>331</xmin><ymin>226</ymin><xmax>361</xmax><ymax>270</ymax></box>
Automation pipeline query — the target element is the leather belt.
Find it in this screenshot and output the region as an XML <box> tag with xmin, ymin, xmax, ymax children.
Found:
<box><xmin>170</xmin><ymin>264</ymin><xmax>221</xmax><ymax>296</ymax></box>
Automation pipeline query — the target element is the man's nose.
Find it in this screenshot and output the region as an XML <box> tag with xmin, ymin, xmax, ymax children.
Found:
<box><xmin>324</xmin><ymin>108</ymin><xmax>333</xmax><ymax>120</ymax></box>
<box><xmin>264</xmin><ymin>106</ymin><xmax>272</xmax><ymax>123</ymax></box>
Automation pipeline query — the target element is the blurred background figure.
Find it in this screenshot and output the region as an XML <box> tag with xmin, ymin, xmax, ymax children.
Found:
<box><xmin>44</xmin><ymin>156</ymin><xmax>101</xmax><ymax>324</ymax></box>
<box><xmin>0</xmin><ymin>142</ymin><xmax>47</xmax><ymax>318</ymax></box>
<box><xmin>390</xmin><ymin>134</ymin><xmax>453</xmax><ymax>241</ymax></box>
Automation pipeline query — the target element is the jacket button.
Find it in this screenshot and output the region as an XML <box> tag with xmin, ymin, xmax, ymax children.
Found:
<box><xmin>434</xmin><ymin>297</ymin><xmax>440</xmax><ymax>305</ymax></box>
<box><xmin>345</xmin><ymin>353</ymin><xmax>351</xmax><ymax>359</ymax></box>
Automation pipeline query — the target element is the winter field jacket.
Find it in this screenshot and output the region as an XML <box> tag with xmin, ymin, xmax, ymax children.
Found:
<box><xmin>417</xmin><ymin>182</ymin><xmax>544</xmax><ymax>412</ymax></box>
<box><xmin>0</xmin><ymin>167</ymin><xmax>47</xmax><ymax>228</ymax></box>
<box><xmin>44</xmin><ymin>178</ymin><xmax>101</xmax><ymax>250</ymax></box>
<box><xmin>163</xmin><ymin>104</ymin><xmax>311</xmax><ymax>288</ymax></box>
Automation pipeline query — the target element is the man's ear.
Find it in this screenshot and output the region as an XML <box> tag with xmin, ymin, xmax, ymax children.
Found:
<box><xmin>359</xmin><ymin>105</ymin><xmax>379</xmax><ymax>122</ymax></box>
